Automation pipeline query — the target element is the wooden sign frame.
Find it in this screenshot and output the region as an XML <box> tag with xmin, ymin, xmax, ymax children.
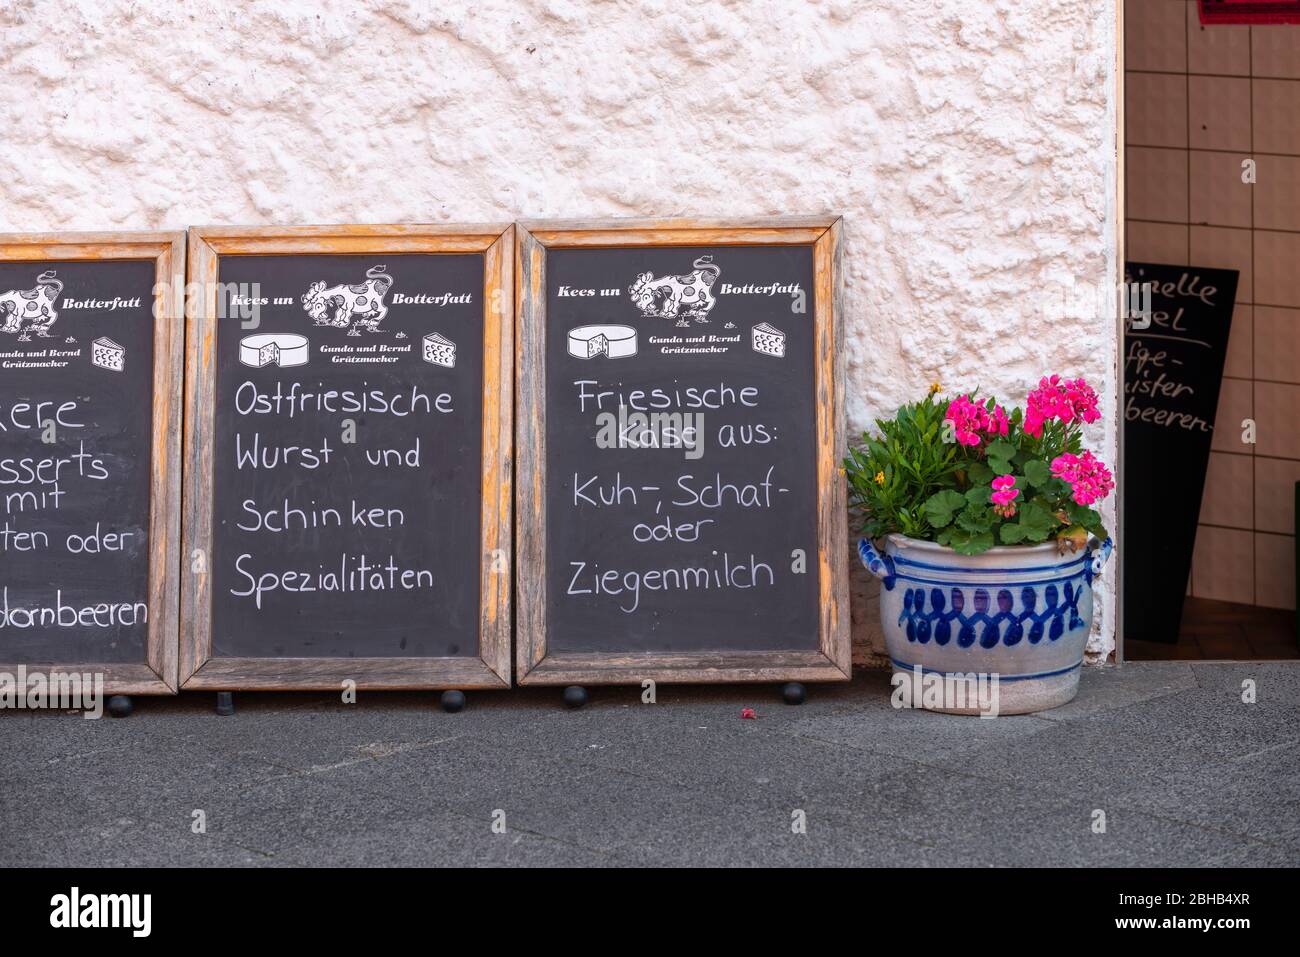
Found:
<box><xmin>181</xmin><ymin>225</ymin><xmax>513</xmax><ymax>690</ymax></box>
<box><xmin>0</xmin><ymin>231</ymin><xmax>185</xmax><ymax>694</ymax></box>
<box><xmin>515</xmin><ymin>218</ymin><xmax>849</xmax><ymax>686</ymax></box>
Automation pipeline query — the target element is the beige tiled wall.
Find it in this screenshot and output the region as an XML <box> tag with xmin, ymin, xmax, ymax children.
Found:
<box><xmin>1127</xmin><ymin>0</ymin><xmax>1299</xmax><ymax>611</ymax></box>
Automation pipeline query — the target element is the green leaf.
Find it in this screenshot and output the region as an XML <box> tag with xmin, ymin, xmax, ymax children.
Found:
<box><xmin>1010</xmin><ymin>502</ymin><xmax>1053</xmax><ymax>543</ymax></box>
<box><xmin>924</xmin><ymin>489</ymin><xmax>966</xmax><ymax>528</ymax></box>
<box><xmin>965</xmin><ymin>485</ymin><xmax>993</xmax><ymax>506</ymax></box>
<box><xmin>1019</xmin><ymin>501</ymin><xmax>1055</xmax><ymax>533</ymax></box>
<box><xmin>956</xmin><ymin>505</ymin><xmax>994</xmax><ymax>533</ymax></box>
<box><xmin>1023</xmin><ymin>459</ymin><xmax>1051</xmax><ymax>488</ymax></box>
<box><xmin>1000</xmin><ymin>523</ymin><xmax>1029</xmax><ymax>544</ymax></box>
<box><xmin>967</xmin><ymin>461</ymin><xmax>995</xmax><ymax>485</ymax></box>
<box><xmin>1065</xmin><ymin>501</ymin><xmax>1103</xmax><ymax>531</ymax></box>
<box><xmin>949</xmin><ymin>530</ymin><xmax>995</xmax><ymax>555</ymax></box>
<box><xmin>992</xmin><ymin>501</ymin><xmax>1059</xmax><ymax>546</ymax></box>
<box><xmin>1023</xmin><ymin>524</ymin><xmax>1051</xmax><ymax>543</ymax></box>
<box><xmin>1040</xmin><ymin>476</ymin><xmax>1071</xmax><ymax>499</ymax></box>
<box><xmin>985</xmin><ymin>440</ymin><xmax>1017</xmax><ymax>462</ymax></box>
<box><xmin>987</xmin><ymin>457</ymin><xmax>1012</xmax><ymax>477</ymax></box>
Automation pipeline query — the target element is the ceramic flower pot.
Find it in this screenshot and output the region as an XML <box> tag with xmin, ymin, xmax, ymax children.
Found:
<box><xmin>859</xmin><ymin>533</ymin><xmax>1114</xmax><ymax>715</ymax></box>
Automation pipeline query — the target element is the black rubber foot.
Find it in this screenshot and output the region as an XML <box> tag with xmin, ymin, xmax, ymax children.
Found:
<box><xmin>107</xmin><ymin>695</ymin><xmax>133</xmax><ymax>718</ymax></box>
<box><xmin>441</xmin><ymin>690</ymin><xmax>466</xmax><ymax>713</ymax></box>
<box><xmin>782</xmin><ymin>682</ymin><xmax>807</xmax><ymax>706</ymax></box>
<box><xmin>215</xmin><ymin>691</ymin><xmax>235</xmax><ymax>716</ymax></box>
<box><xmin>563</xmin><ymin>685</ymin><xmax>588</xmax><ymax>709</ymax></box>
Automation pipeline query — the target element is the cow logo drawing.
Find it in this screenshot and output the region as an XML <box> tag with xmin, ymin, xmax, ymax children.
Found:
<box><xmin>629</xmin><ymin>256</ymin><xmax>721</xmax><ymax>325</ymax></box>
<box><xmin>0</xmin><ymin>270</ymin><xmax>64</xmax><ymax>337</ymax></box>
<box><xmin>301</xmin><ymin>264</ymin><xmax>395</xmax><ymax>335</ymax></box>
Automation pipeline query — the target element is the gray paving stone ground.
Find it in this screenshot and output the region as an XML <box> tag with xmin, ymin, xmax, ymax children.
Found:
<box><xmin>2</xmin><ymin>663</ymin><xmax>1297</xmax><ymax>867</ymax></box>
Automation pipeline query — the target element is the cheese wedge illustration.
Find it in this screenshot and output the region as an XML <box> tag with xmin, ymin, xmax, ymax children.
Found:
<box><xmin>751</xmin><ymin>322</ymin><xmax>786</xmax><ymax>358</ymax></box>
<box><xmin>239</xmin><ymin>333</ymin><xmax>310</xmax><ymax>368</ymax></box>
<box><xmin>422</xmin><ymin>331</ymin><xmax>457</xmax><ymax>368</ymax></box>
<box><xmin>91</xmin><ymin>337</ymin><xmax>125</xmax><ymax>372</ymax></box>
<box><xmin>568</xmin><ymin>324</ymin><xmax>637</xmax><ymax>359</ymax></box>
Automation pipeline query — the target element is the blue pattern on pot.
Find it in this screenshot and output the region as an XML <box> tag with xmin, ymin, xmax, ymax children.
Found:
<box><xmin>859</xmin><ymin>534</ymin><xmax>1114</xmax><ymax>714</ymax></box>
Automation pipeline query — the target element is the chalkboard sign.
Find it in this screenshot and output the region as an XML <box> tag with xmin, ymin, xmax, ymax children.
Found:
<box><xmin>0</xmin><ymin>232</ymin><xmax>185</xmax><ymax>693</ymax></box>
<box><xmin>516</xmin><ymin>219</ymin><xmax>849</xmax><ymax>685</ymax></box>
<box><xmin>182</xmin><ymin>226</ymin><xmax>513</xmax><ymax>689</ymax></box>
<box><xmin>1123</xmin><ymin>261</ymin><xmax>1240</xmax><ymax>644</ymax></box>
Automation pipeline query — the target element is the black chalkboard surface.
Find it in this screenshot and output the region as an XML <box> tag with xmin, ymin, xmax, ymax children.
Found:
<box><xmin>210</xmin><ymin>253</ymin><xmax>484</xmax><ymax>659</ymax></box>
<box><xmin>183</xmin><ymin>227</ymin><xmax>513</xmax><ymax>690</ymax></box>
<box><xmin>1124</xmin><ymin>261</ymin><xmax>1240</xmax><ymax>644</ymax></box>
<box><xmin>516</xmin><ymin>220</ymin><xmax>849</xmax><ymax>686</ymax></box>
<box><xmin>546</xmin><ymin>244</ymin><xmax>819</xmax><ymax>653</ymax></box>
<box><xmin>0</xmin><ymin>233</ymin><xmax>184</xmax><ymax>693</ymax></box>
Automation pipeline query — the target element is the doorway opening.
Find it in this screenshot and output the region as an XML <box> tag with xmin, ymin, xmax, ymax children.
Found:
<box><xmin>1123</xmin><ymin>0</ymin><xmax>1299</xmax><ymax>661</ymax></box>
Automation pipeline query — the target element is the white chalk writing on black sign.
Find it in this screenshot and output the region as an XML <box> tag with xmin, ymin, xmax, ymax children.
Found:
<box><xmin>1124</xmin><ymin>267</ymin><xmax>1221</xmax><ymax>433</ymax></box>
<box><xmin>224</xmin><ymin>376</ymin><xmax>457</xmax><ymax>608</ymax></box>
<box><xmin>563</xmin><ymin>376</ymin><xmax>796</xmax><ymax>614</ymax></box>
<box><xmin>0</xmin><ymin>260</ymin><xmax>156</xmax><ymax>643</ymax></box>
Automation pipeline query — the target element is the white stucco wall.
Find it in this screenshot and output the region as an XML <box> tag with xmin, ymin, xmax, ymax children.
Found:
<box><xmin>0</xmin><ymin>0</ymin><xmax>1120</xmax><ymax>664</ymax></box>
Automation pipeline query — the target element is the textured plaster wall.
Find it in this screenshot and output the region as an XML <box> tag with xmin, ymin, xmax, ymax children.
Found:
<box><xmin>0</xmin><ymin>0</ymin><xmax>1120</xmax><ymax>664</ymax></box>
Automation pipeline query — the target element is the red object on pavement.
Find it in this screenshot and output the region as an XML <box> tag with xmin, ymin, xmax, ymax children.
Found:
<box><xmin>741</xmin><ymin>707</ymin><xmax>757</xmax><ymax>720</ymax></box>
<box><xmin>1198</xmin><ymin>0</ymin><xmax>1300</xmax><ymax>24</ymax></box>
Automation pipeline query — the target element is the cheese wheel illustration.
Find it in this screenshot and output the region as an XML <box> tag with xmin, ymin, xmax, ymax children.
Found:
<box><xmin>567</xmin><ymin>324</ymin><xmax>637</xmax><ymax>359</ymax></box>
<box><xmin>239</xmin><ymin>333</ymin><xmax>311</xmax><ymax>368</ymax></box>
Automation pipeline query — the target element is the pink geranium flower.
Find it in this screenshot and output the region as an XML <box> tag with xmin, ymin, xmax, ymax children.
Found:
<box><xmin>1025</xmin><ymin>375</ymin><xmax>1102</xmax><ymax>437</ymax></box>
<box><xmin>946</xmin><ymin>396</ymin><xmax>1011</xmax><ymax>448</ymax></box>
<box><xmin>1050</xmin><ymin>451</ymin><xmax>1115</xmax><ymax>506</ymax></box>
<box><xmin>988</xmin><ymin>404</ymin><xmax>1010</xmax><ymax>437</ymax></box>
<box><xmin>991</xmin><ymin>474</ymin><xmax>1019</xmax><ymax>517</ymax></box>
